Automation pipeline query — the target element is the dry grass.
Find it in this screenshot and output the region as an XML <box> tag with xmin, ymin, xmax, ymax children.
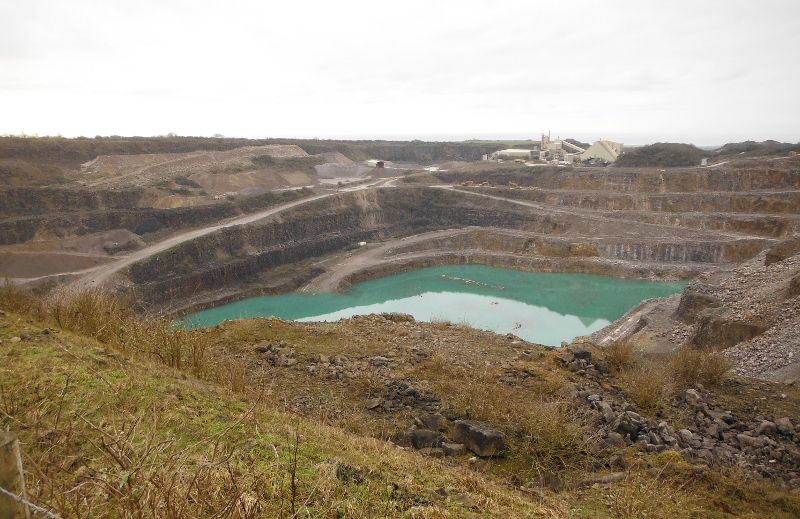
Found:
<box><xmin>1</xmin><ymin>282</ymin><xmax>213</xmax><ymax>378</ymax></box>
<box><xmin>604</xmin><ymin>338</ymin><xmax>637</xmax><ymax>372</ymax></box>
<box><xmin>3</xmin><ymin>283</ymin><xmax>800</xmax><ymax>517</ymax></box>
<box><xmin>670</xmin><ymin>344</ymin><xmax>734</xmax><ymax>388</ymax></box>
<box><xmin>434</xmin><ymin>363</ymin><xmax>594</xmax><ymax>476</ymax></box>
<box><xmin>621</xmin><ymin>361</ymin><xmax>675</xmax><ymax>412</ymax></box>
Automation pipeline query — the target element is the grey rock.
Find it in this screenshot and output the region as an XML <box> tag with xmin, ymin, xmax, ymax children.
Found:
<box><xmin>369</xmin><ymin>356</ymin><xmax>391</xmax><ymax>366</ymax></box>
<box><xmin>695</xmin><ymin>449</ymin><xmax>714</xmax><ymax>465</ymax></box>
<box><xmin>570</xmin><ymin>347</ymin><xmax>592</xmax><ymax>361</ymax></box>
<box><xmin>777</xmin><ymin>417</ymin><xmax>796</xmax><ymax>436</ymax></box>
<box><xmin>755</xmin><ymin>420</ymin><xmax>778</xmax><ymax>437</ymax></box>
<box><xmin>407</xmin><ymin>430</ymin><xmax>446</xmax><ymax>450</ymax></box>
<box><xmin>684</xmin><ymin>389</ymin><xmax>704</xmax><ymax>406</ymax></box>
<box><xmin>442</xmin><ymin>442</ymin><xmax>466</xmax><ymax>456</ymax></box>
<box><xmin>419</xmin><ymin>413</ymin><xmax>448</xmax><ymax>432</ymax></box>
<box><xmin>677</xmin><ymin>429</ymin><xmax>695</xmax><ymax>447</ymax></box>
<box><xmin>737</xmin><ymin>434</ymin><xmax>766</xmax><ymax>449</ymax></box>
<box><xmin>451</xmin><ymin>420</ymin><xmax>507</xmax><ymax>457</ymax></box>
<box><xmin>575</xmin><ymin>472</ymin><xmax>626</xmax><ymax>487</ymax></box>
<box><xmin>364</xmin><ymin>397</ymin><xmax>383</xmax><ymax>410</ymax></box>
<box><xmin>613</xmin><ymin>413</ymin><xmax>639</xmax><ymax>441</ymax></box>
<box><xmin>602</xmin><ymin>431</ymin><xmax>627</xmax><ymax>448</ymax></box>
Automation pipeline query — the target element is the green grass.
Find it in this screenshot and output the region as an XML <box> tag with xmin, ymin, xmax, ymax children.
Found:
<box><xmin>2</xmin><ymin>286</ymin><xmax>800</xmax><ymax>517</ymax></box>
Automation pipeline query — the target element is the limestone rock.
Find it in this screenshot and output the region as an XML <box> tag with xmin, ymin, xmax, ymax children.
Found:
<box><xmin>406</xmin><ymin>429</ymin><xmax>446</xmax><ymax>450</ymax></box>
<box><xmin>364</xmin><ymin>397</ymin><xmax>383</xmax><ymax>410</ymax></box>
<box><xmin>776</xmin><ymin>417</ymin><xmax>796</xmax><ymax>436</ymax></box>
<box><xmin>683</xmin><ymin>389</ymin><xmax>704</xmax><ymax>406</ymax></box>
<box><xmin>575</xmin><ymin>472</ymin><xmax>626</xmax><ymax>488</ymax></box>
<box><xmin>451</xmin><ymin>420</ymin><xmax>507</xmax><ymax>458</ymax></box>
<box><xmin>443</xmin><ymin>442</ymin><xmax>466</xmax><ymax>456</ymax></box>
<box><xmin>754</xmin><ymin>420</ymin><xmax>777</xmax><ymax>437</ymax></box>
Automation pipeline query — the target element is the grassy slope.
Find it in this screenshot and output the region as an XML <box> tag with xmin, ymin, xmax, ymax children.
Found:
<box><xmin>2</xmin><ymin>297</ymin><xmax>800</xmax><ymax>517</ymax></box>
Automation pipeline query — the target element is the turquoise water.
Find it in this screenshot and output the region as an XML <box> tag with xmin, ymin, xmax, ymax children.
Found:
<box><xmin>182</xmin><ymin>265</ymin><xmax>686</xmax><ymax>346</ymax></box>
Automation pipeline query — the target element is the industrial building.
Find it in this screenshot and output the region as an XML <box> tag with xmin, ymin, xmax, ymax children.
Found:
<box><xmin>484</xmin><ymin>134</ymin><xmax>625</xmax><ymax>165</ymax></box>
<box><xmin>489</xmin><ymin>149</ymin><xmax>534</xmax><ymax>160</ymax></box>
<box><xmin>580</xmin><ymin>140</ymin><xmax>624</xmax><ymax>163</ymax></box>
<box><xmin>539</xmin><ymin>133</ymin><xmax>624</xmax><ymax>164</ymax></box>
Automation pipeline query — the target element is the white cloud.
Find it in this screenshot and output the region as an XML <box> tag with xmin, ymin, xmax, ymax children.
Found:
<box><xmin>1</xmin><ymin>0</ymin><xmax>799</xmax><ymax>144</ymax></box>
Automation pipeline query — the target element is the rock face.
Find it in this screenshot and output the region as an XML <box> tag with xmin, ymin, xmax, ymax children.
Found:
<box><xmin>673</xmin><ymin>290</ymin><xmax>721</xmax><ymax>323</ymax></box>
<box><xmin>765</xmin><ymin>236</ymin><xmax>800</xmax><ymax>266</ymax></box>
<box><xmin>692</xmin><ymin>310</ymin><xmax>767</xmax><ymax>349</ymax></box>
<box><xmin>27</xmin><ymin>156</ymin><xmax>793</xmax><ymax>313</ymax></box>
<box><xmin>451</xmin><ymin>420</ymin><xmax>508</xmax><ymax>458</ymax></box>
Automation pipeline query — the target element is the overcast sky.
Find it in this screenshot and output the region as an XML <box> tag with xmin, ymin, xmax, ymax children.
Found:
<box><xmin>2</xmin><ymin>0</ymin><xmax>798</xmax><ymax>145</ymax></box>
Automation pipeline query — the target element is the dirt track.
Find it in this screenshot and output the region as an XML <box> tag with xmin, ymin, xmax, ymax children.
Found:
<box><xmin>66</xmin><ymin>178</ymin><xmax>401</xmax><ymax>289</ymax></box>
<box><xmin>69</xmin><ymin>192</ymin><xmax>334</xmax><ymax>289</ymax></box>
<box><xmin>302</xmin><ymin>227</ymin><xmax>479</xmax><ymax>292</ymax></box>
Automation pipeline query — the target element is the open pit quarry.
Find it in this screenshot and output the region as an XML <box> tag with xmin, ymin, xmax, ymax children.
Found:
<box><xmin>2</xmin><ymin>146</ymin><xmax>800</xmax><ymax>384</ymax></box>
<box><xmin>6</xmin><ymin>139</ymin><xmax>800</xmax><ymax>511</ymax></box>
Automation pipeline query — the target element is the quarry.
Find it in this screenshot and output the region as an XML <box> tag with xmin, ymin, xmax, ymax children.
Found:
<box><xmin>2</xmin><ymin>135</ymin><xmax>800</xmax><ymax>517</ymax></box>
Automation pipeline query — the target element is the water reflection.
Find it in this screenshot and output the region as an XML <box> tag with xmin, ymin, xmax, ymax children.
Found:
<box><xmin>182</xmin><ymin>265</ymin><xmax>685</xmax><ymax>346</ymax></box>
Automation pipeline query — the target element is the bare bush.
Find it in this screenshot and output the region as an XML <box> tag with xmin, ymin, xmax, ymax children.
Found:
<box><xmin>604</xmin><ymin>339</ymin><xmax>637</xmax><ymax>372</ymax></box>
<box><xmin>670</xmin><ymin>345</ymin><xmax>733</xmax><ymax>388</ymax></box>
<box><xmin>621</xmin><ymin>362</ymin><xmax>674</xmax><ymax>412</ymax></box>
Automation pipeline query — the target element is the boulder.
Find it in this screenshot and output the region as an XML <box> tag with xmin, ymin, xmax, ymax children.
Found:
<box><xmin>754</xmin><ymin>420</ymin><xmax>777</xmax><ymax>437</ymax></box>
<box><xmin>683</xmin><ymin>389</ymin><xmax>705</xmax><ymax>406</ymax></box>
<box><xmin>451</xmin><ymin>420</ymin><xmax>507</xmax><ymax>457</ymax></box>
<box><xmin>776</xmin><ymin>417</ymin><xmax>796</xmax><ymax>436</ymax></box>
<box><xmin>601</xmin><ymin>432</ymin><xmax>627</xmax><ymax>448</ymax></box>
<box><xmin>570</xmin><ymin>347</ymin><xmax>592</xmax><ymax>361</ymax></box>
<box><xmin>442</xmin><ymin>442</ymin><xmax>466</xmax><ymax>456</ymax></box>
<box><xmin>612</xmin><ymin>413</ymin><xmax>639</xmax><ymax>441</ymax></box>
<box><xmin>765</xmin><ymin>236</ymin><xmax>800</xmax><ymax>266</ymax></box>
<box><xmin>672</xmin><ymin>290</ymin><xmax>720</xmax><ymax>323</ymax></box>
<box><xmin>419</xmin><ymin>413</ymin><xmax>448</xmax><ymax>432</ymax></box>
<box><xmin>406</xmin><ymin>430</ymin><xmax>446</xmax><ymax>450</ymax></box>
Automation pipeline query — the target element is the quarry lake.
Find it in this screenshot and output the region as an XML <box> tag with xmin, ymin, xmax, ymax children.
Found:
<box><xmin>183</xmin><ymin>265</ymin><xmax>686</xmax><ymax>346</ymax></box>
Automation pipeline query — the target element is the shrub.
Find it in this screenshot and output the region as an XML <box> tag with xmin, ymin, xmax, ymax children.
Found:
<box><xmin>0</xmin><ymin>283</ymin><xmax>212</xmax><ymax>378</ymax></box>
<box><xmin>615</xmin><ymin>143</ymin><xmax>707</xmax><ymax>167</ymax></box>
<box><xmin>621</xmin><ymin>362</ymin><xmax>674</xmax><ymax>411</ymax></box>
<box><xmin>604</xmin><ymin>339</ymin><xmax>637</xmax><ymax>372</ymax></box>
<box><xmin>670</xmin><ymin>345</ymin><xmax>733</xmax><ymax>387</ymax></box>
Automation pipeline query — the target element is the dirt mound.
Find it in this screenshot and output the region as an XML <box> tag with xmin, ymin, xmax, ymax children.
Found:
<box><xmin>72</xmin><ymin>145</ymin><xmax>308</xmax><ymax>189</ymax></box>
<box><xmin>315</xmin><ymin>151</ymin><xmax>353</xmax><ymax>164</ymax></box>
<box><xmin>189</xmin><ymin>170</ymin><xmax>316</xmax><ymax>195</ymax></box>
<box><xmin>314</xmin><ymin>163</ymin><xmax>373</xmax><ymax>179</ymax></box>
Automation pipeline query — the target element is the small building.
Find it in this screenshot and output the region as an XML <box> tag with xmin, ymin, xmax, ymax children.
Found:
<box><xmin>490</xmin><ymin>149</ymin><xmax>533</xmax><ymax>160</ymax></box>
<box><xmin>365</xmin><ymin>160</ymin><xmax>385</xmax><ymax>168</ymax></box>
